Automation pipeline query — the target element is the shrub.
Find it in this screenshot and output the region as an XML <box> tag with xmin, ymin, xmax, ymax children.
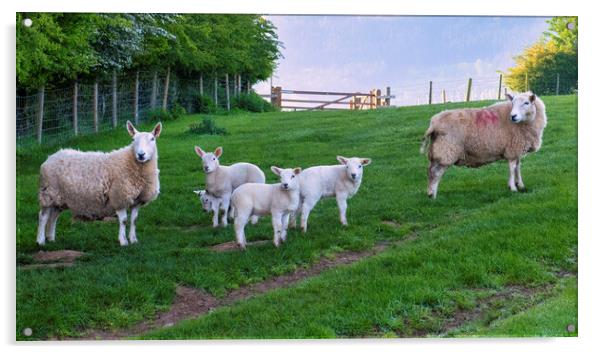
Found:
<box><xmin>170</xmin><ymin>103</ymin><xmax>187</xmax><ymax>120</ymax></box>
<box><xmin>232</xmin><ymin>92</ymin><xmax>275</xmax><ymax>113</ymax></box>
<box><xmin>146</xmin><ymin>104</ymin><xmax>187</xmax><ymax>122</ymax></box>
<box><xmin>188</xmin><ymin>117</ymin><xmax>227</xmax><ymax>135</ymax></box>
<box><xmin>194</xmin><ymin>94</ymin><xmax>217</xmax><ymax>114</ymax></box>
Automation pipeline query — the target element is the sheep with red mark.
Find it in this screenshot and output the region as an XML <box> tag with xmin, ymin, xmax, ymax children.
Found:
<box><xmin>420</xmin><ymin>91</ymin><xmax>547</xmax><ymax>198</ymax></box>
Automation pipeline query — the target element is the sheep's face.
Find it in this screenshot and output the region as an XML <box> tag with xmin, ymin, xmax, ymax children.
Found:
<box><xmin>127</xmin><ymin>121</ymin><xmax>162</xmax><ymax>163</ymax></box>
<box><xmin>337</xmin><ymin>156</ymin><xmax>372</xmax><ymax>182</ymax></box>
<box><xmin>271</xmin><ymin>166</ymin><xmax>302</xmax><ymax>191</ymax></box>
<box><xmin>193</xmin><ymin>190</ymin><xmax>214</xmax><ymax>212</ymax></box>
<box><xmin>507</xmin><ymin>92</ymin><xmax>537</xmax><ymax>124</ymax></box>
<box><xmin>194</xmin><ymin>146</ymin><xmax>222</xmax><ymax>173</ymax></box>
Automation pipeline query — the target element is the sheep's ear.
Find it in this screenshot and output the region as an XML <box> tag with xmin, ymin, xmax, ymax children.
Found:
<box><xmin>194</xmin><ymin>146</ymin><xmax>205</xmax><ymax>157</ymax></box>
<box><xmin>336</xmin><ymin>156</ymin><xmax>348</xmax><ymax>165</ymax></box>
<box><xmin>193</xmin><ymin>190</ymin><xmax>201</xmax><ymax>196</ymax></box>
<box><xmin>505</xmin><ymin>93</ymin><xmax>514</xmax><ymax>101</ymax></box>
<box><xmin>361</xmin><ymin>158</ymin><xmax>372</xmax><ymax>166</ymax></box>
<box><xmin>214</xmin><ymin>146</ymin><xmax>223</xmax><ymax>158</ymax></box>
<box><xmin>126</xmin><ymin>120</ymin><xmax>138</xmax><ymax>137</ymax></box>
<box><xmin>271</xmin><ymin>166</ymin><xmax>282</xmax><ymax>176</ymax></box>
<box><xmin>293</xmin><ymin>167</ymin><xmax>302</xmax><ymax>175</ymax></box>
<box><xmin>152</xmin><ymin>122</ymin><xmax>162</xmax><ymax>137</ymax></box>
<box><xmin>529</xmin><ymin>93</ymin><xmax>536</xmax><ymax>103</ymax></box>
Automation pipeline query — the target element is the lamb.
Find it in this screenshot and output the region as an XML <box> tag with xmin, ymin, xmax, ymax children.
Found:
<box><xmin>37</xmin><ymin>121</ymin><xmax>162</xmax><ymax>246</ymax></box>
<box><xmin>194</xmin><ymin>146</ymin><xmax>265</xmax><ymax>227</ymax></box>
<box><xmin>290</xmin><ymin>156</ymin><xmax>372</xmax><ymax>233</ymax></box>
<box><xmin>193</xmin><ymin>189</ymin><xmax>259</xmax><ymax>226</ymax></box>
<box><xmin>420</xmin><ymin>91</ymin><xmax>547</xmax><ymax>198</ymax></box>
<box><xmin>231</xmin><ymin>166</ymin><xmax>302</xmax><ymax>249</ymax></box>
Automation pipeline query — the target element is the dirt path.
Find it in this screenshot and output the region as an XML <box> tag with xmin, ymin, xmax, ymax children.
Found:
<box><xmin>80</xmin><ymin>236</ymin><xmax>409</xmax><ymax>340</ymax></box>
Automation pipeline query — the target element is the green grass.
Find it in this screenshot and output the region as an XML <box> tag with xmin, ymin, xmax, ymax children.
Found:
<box><xmin>16</xmin><ymin>96</ymin><xmax>577</xmax><ymax>340</ymax></box>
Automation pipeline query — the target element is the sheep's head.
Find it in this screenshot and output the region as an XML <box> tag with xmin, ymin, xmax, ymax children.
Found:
<box><xmin>506</xmin><ymin>92</ymin><xmax>537</xmax><ymax>124</ymax></box>
<box><xmin>271</xmin><ymin>166</ymin><xmax>302</xmax><ymax>191</ymax></box>
<box><xmin>127</xmin><ymin>121</ymin><xmax>162</xmax><ymax>163</ymax></box>
<box><xmin>193</xmin><ymin>190</ymin><xmax>213</xmax><ymax>212</ymax></box>
<box><xmin>337</xmin><ymin>156</ymin><xmax>372</xmax><ymax>182</ymax></box>
<box><xmin>194</xmin><ymin>146</ymin><xmax>222</xmax><ymax>173</ymax></box>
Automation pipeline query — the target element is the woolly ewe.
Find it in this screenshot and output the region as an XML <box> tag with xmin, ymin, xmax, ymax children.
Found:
<box><xmin>194</xmin><ymin>146</ymin><xmax>265</xmax><ymax>227</ymax></box>
<box><xmin>421</xmin><ymin>91</ymin><xmax>547</xmax><ymax>198</ymax></box>
<box><xmin>37</xmin><ymin>121</ymin><xmax>162</xmax><ymax>246</ymax></box>
<box><xmin>231</xmin><ymin>166</ymin><xmax>302</xmax><ymax>249</ymax></box>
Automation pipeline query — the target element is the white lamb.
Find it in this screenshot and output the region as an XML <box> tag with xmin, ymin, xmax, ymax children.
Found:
<box><xmin>37</xmin><ymin>121</ymin><xmax>162</xmax><ymax>246</ymax></box>
<box><xmin>231</xmin><ymin>166</ymin><xmax>302</xmax><ymax>249</ymax></box>
<box><xmin>193</xmin><ymin>189</ymin><xmax>259</xmax><ymax>226</ymax></box>
<box><xmin>290</xmin><ymin>156</ymin><xmax>372</xmax><ymax>233</ymax></box>
<box><xmin>194</xmin><ymin>146</ymin><xmax>265</xmax><ymax>227</ymax></box>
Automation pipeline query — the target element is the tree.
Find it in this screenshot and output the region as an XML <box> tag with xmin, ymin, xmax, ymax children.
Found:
<box><xmin>505</xmin><ymin>16</ymin><xmax>577</xmax><ymax>94</ymax></box>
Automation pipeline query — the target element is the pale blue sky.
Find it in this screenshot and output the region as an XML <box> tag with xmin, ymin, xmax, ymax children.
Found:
<box><xmin>255</xmin><ymin>16</ymin><xmax>550</xmax><ymax>105</ymax></box>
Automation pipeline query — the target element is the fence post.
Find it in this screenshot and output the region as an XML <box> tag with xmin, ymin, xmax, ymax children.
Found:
<box><xmin>162</xmin><ymin>66</ymin><xmax>171</xmax><ymax>110</ymax></box>
<box><xmin>466</xmin><ymin>78</ymin><xmax>473</xmax><ymax>102</ymax></box>
<box><xmin>214</xmin><ymin>75</ymin><xmax>218</xmax><ymax>105</ymax></box>
<box><xmin>247</xmin><ymin>79</ymin><xmax>251</xmax><ymax>94</ymax></box>
<box><xmin>385</xmin><ymin>87</ymin><xmax>391</xmax><ymax>106</ymax></box>
<box><xmin>428</xmin><ymin>81</ymin><xmax>433</xmax><ymax>104</ymax></box>
<box><xmin>73</xmin><ymin>80</ymin><xmax>79</xmax><ymax>136</ymax></box>
<box><xmin>376</xmin><ymin>89</ymin><xmax>382</xmax><ymax>107</ymax></box>
<box><xmin>36</xmin><ymin>86</ymin><xmax>45</xmax><ymax>144</ymax></box>
<box><xmin>498</xmin><ymin>73</ymin><xmax>503</xmax><ymax>100</ymax></box>
<box><xmin>93</xmin><ymin>81</ymin><xmax>99</xmax><ymax>133</ymax></box>
<box><xmin>199</xmin><ymin>74</ymin><xmax>204</xmax><ymax>96</ymax></box>
<box><xmin>271</xmin><ymin>86</ymin><xmax>282</xmax><ymax>109</ymax></box>
<box><xmin>225</xmin><ymin>73</ymin><xmax>230</xmax><ymax>111</ymax></box>
<box><xmin>151</xmin><ymin>70</ymin><xmax>158</xmax><ymax>108</ymax></box>
<box><xmin>442</xmin><ymin>90</ymin><xmax>447</xmax><ymax>104</ymax></box>
<box><xmin>134</xmin><ymin>70</ymin><xmax>139</xmax><ymax>124</ymax></box>
<box><xmin>112</xmin><ymin>69</ymin><xmax>118</xmax><ymax>128</ymax></box>
<box><xmin>556</xmin><ymin>73</ymin><xmax>560</xmax><ymax>95</ymax></box>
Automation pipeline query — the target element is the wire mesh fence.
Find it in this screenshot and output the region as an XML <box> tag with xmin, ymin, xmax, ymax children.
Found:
<box><xmin>16</xmin><ymin>70</ymin><xmax>253</xmax><ymax>148</ymax></box>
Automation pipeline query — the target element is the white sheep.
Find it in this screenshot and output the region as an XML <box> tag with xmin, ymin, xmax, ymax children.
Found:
<box><xmin>37</xmin><ymin>121</ymin><xmax>162</xmax><ymax>246</ymax></box>
<box><xmin>290</xmin><ymin>156</ymin><xmax>372</xmax><ymax>233</ymax></box>
<box><xmin>193</xmin><ymin>189</ymin><xmax>259</xmax><ymax>226</ymax></box>
<box><xmin>194</xmin><ymin>146</ymin><xmax>265</xmax><ymax>227</ymax></box>
<box><xmin>231</xmin><ymin>166</ymin><xmax>302</xmax><ymax>249</ymax></box>
<box><xmin>420</xmin><ymin>91</ymin><xmax>547</xmax><ymax>198</ymax></box>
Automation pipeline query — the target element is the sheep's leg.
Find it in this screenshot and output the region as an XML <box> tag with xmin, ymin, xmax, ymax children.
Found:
<box><xmin>508</xmin><ymin>160</ymin><xmax>518</xmax><ymax>192</ymax></box>
<box><xmin>116</xmin><ymin>209</ymin><xmax>129</xmax><ymax>246</ymax></box>
<box><xmin>220</xmin><ymin>195</ymin><xmax>231</xmax><ymax>227</ymax></box>
<box><xmin>234</xmin><ymin>213</ymin><xmax>249</xmax><ymax>249</ymax></box>
<box><xmin>300</xmin><ymin>198</ymin><xmax>318</xmax><ymax>233</ymax></box>
<box><xmin>211</xmin><ymin>203</ymin><xmax>220</xmax><ymax>228</ymax></box>
<box><xmin>289</xmin><ymin>203</ymin><xmax>300</xmax><ymax>228</ymax></box>
<box><xmin>271</xmin><ymin>212</ymin><xmax>283</xmax><ymax>247</ymax></box>
<box><xmin>427</xmin><ymin>161</ymin><xmax>448</xmax><ymax>199</ymax></box>
<box><xmin>45</xmin><ymin>208</ymin><xmax>61</xmax><ymax>242</ymax></box>
<box><xmin>128</xmin><ymin>206</ymin><xmax>139</xmax><ymax>244</ymax></box>
<box><xmin>280</xmin><ymin>213</ymin><xmax>290</xmax><ymax>242</ymax></box>
<box><xmin>36</xmin><ymin>207</ymin><xmax>51</xmax><ymax>245</ymax></box>
<box><xmin>251</xmin><ymin>215</ymin><xmax>259</xmax><ymax>225</ymax></box>
<box><xmin>336</xmin><ymin>194</ymin><xmax>349</xmax><ymax>226</ymax></box>
<box><xmin>515</xmin><ymin>159</ymin><xmax>525</xmax><ymax>191</ymax></box>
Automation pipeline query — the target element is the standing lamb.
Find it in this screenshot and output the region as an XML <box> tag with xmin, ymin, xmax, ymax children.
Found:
<box><xmin>290</xmin><ymin>156</ymin><xmax>372</xmax><ymax>233</ymax></box>
<box><xmin>231</xmin><ymin>166</ymin><xmax>302</xmax><ymax>249</ymax></box>
<box><xmin>194</xmin><ymin>146</ymin><xmax>265</xmax><ymax>227</ymax></box>
<box><xmin>37</xmin><ymin>121</ymin><xmax>162</xmax><ymax>246</ymax></box>
<box><xmin>420</xmin><ymin>91</ymin><xmax>547</xmax><ymax>198</ymax></box>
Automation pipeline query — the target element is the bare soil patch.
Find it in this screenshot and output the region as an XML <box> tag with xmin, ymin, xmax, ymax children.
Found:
<box><xmin>209</xmin><ymin>240</ymin><xmax>270</xmax><ymax>252</ymax></box>
<box><xmin>21</xmin><ymin>250</ymin><xmax>85</xmax><ymax>270</ymax></box>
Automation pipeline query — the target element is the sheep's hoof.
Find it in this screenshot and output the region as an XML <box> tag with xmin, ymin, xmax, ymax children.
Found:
<box><xmin>427</xmin><ymin>192</ymin><xmax>436</xmax><ymax>199</ymax></box>
<box><xmin>238</xmin><ymin>243</ymin><xmax>246</xmax><ymax>250</ymax></box>
<box><xmin>517</xmin><ymin>185</ymin><xmax>527</xmax><ymax>192</ymax></box>
<box><xmin>119</xmin><ymin>240</ymin><xmax>129</xmax><ymax>246</ymax></box>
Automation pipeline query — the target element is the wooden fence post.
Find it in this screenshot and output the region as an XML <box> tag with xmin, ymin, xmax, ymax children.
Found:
<box><xmin>36</xmin><ymin>86</ymin><xmax>45</xmax><ymax>144</ymax></box>
<box><xmin>556</xmin><ymin>73</ymin><xmax>560</xmax><ymax>95</ymax></box>
<box><xmin>134</xmin><ymin>70</ymin><xmax>140</xmax><ymax>124</ymax></box>
<box><xmin>225</xmin><ymin>73</ymin><xmax>230</xmax><ymax>111</ymax></box>
<box><xmin>271</xmin><ymin>86</ymin><xmax>282</xmax><ymax>109</ymax></box>
<box><xmin>162</xmin><ymin>66</ymin><xmax>171</xmax><ymax>110</ymax></box>
<box><xmin>112</xmin><ymin>69</ymin><xmax>118</xmax><ymax>128</ymax></box>
<box><xmin>73</xmin><ymin>80</ymin><xmax>79</xmax><ymax>136</ymax></box>
<box><xmin>466</xmin><ymin>78</ymin><xmax>473</xmax><ymax>102</ymax></box>
<box><xmin>498</xmin><ymin>73</ymin><xmax>503</xmax><ymax>100</ymax></box>
<box><xmin>428</xmin><ymin>81</ymin><xmax>433</xmax><ymax>104</ymax></box>
<box><xmin>247</xmin><ymin>79</ymin><xmax>251</xmax><ymax>94</ymax></box>
<box><xmin>376</xmin><ymin>89</ymin><xmax>382</xmax><ymax>107</ymax></box>
<box><xmin>93</xmin><ymin>81</ymin><xmax>99</xmax><ymax>133</ymax></box>
<box><xmin>385</xmin><ymin>87</ymin><xmax>391</xmax><ymax>106</ymax></box>
<box><xmin>199</xmin><ymin>74</ymin><xmax>204</xmax><ymax>96</ymax></box>
<box><xmin>442</xmin><ymin>90</ymin><xmax>447</xmax><ymax>104</ymax></box>
<box><xmin>214</xmin><ymin>75</ymin><xmax>218</xmax><ymax>105</ymax></box>
<box><xmin>151</xmin><ymin>70</ymin><xmax>158</xmax><ymax>108</ymax></box>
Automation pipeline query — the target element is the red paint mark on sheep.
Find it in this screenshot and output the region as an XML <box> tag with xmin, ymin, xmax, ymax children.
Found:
<box><xmin>476</xmin><ymin>110</ymin><xmax>499</xmax><ymax>128</ymax></box>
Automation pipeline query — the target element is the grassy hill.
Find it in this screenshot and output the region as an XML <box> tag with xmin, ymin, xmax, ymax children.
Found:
<box><xmin>16</xmin><ymin>96</ymin><xmax>577</xmax><ymax>340</ymax></box>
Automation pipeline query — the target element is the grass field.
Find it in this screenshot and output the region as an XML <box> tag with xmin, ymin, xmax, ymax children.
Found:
<box><xmin>16</xmin><ymin>95</ymin><xmax>577</xmax><ymax>340</ymax></box>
